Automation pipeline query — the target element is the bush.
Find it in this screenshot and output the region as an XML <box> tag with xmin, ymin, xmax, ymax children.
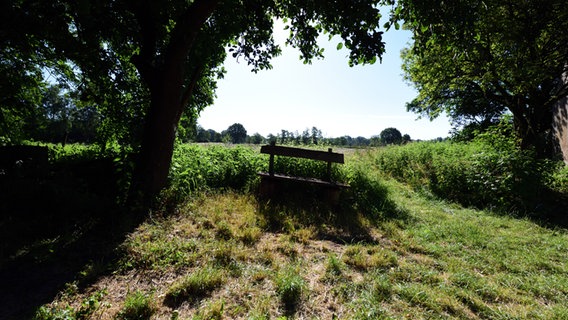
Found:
<box><xmin>168</xmin><ymin>144</ymin><xmax>348</xmax><ymax>197</ymax></box>
<box><xmin>547</xmin><ymin>164</ymin><xmax>568</xmax><ymax>194</ymax></box>
<box><xmin>372</xmin><ymin>126</ymin><xmax>564</xmax><ymax>214</ymax></box>
<box><xmin>169</xmin><ymin>144</ymin><xmax>265</xmax><ymax>196</ymax></box>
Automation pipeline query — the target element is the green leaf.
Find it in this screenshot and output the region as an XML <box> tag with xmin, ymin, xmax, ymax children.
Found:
<box><xmin>336</xmin><ymin>42</ymin><xmax>343</xmax><ymax>50</ymax></box>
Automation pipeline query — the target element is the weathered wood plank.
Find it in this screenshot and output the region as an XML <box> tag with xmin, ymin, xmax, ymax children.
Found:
<box><xmin>258</xmin><ymin>172</ymin><xmax>350</xmax><ymax>188</ymax></box>
<box><xmin>260</xmin><ymin>145</ymin><xmax>344</xmax><ymax>163</ymax></box>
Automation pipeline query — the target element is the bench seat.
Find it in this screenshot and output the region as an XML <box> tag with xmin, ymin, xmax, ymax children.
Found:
<box><xmin>258</xmin><ymin>172</ymin><xmax>349</xmax><ymax>188</ymax></box>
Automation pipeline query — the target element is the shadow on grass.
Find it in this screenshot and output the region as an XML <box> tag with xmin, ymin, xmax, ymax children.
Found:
<box><xmin>521</xmin><ymin>188</ymin><xmax>568</xmax><ymax>230</ymax></box>
<box><xmin>0</xmin><ymin>162</ymin><xmax>140</xmax><ymax>320</ymax></box>
<box><xmin>256</xmin><ymin>171</ymin><xmax>409</xmax><ymax>245</ymax></box>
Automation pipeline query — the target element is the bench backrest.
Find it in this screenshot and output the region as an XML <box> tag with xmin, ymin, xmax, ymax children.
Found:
<box><xmin>260</xmin><ymin>144</ymin><xmax>344</xmax><ymax>181</ymax></box>
<box><xmin>260</xmin><ymin>145</ymin><xmax>344</xmax><ymax>164</ymax></box>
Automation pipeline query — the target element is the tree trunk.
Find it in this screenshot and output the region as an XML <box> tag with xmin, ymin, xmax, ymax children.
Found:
<box><xmin>132</xmin><ymin>84</ymin><xmax>182</xmax><ymax>202</ymax></box>
<box><xmin>511</xmin><ymin>102</ymin><xmax>554</xmax><ymax>159</ymax></box>
<box><xmin>128</xmin><ymin>0</ymin><xmax>219</xmax><ymax>208</ymax></box>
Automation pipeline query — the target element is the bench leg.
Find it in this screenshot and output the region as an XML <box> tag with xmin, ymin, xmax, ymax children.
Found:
<box><xmin>259</xmin><ymin>177</ymin><xmax>276</xmax><ymax>198</ymax></box>
<box><xmin>325</xmin><ymin>187</ymin><xmax>341</xmax><ymax>206</ymax></box>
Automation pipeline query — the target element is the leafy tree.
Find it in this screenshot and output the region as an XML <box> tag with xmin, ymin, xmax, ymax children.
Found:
<box><xmin>195</xmin><ymin>126</ymin><xmax>210</xmax><ymax>142</ymax></box>
<box><xmin>355</xmin><ymin>136</ymin><xmax>370</xmax><ymax>146</ymax></box>
<box><xmin>225</xmin><ymin>123</ymin><xmax>247</xmax><ymax>144</ymax></box>
<box><xmin>380</xmin><ymin>127</ymin><xmax>402</xmax><ymax>145</ymax></box>
<box><xmin>39</xmin><ymin>85</ymin><xmax>74</xmax><ymax>146</ymax></box>
<box><xmin>3</xmin><ymin>0</ymin><xmax>387</xmax><ymax>203</ymax></box>
<box><xmin>0</xmin><ymin>40</ymin><xmax>46</xmax><ymax>144</ymax></box>
<box><xmin>68</xmin><ymin>105</ymin><xmax>101</xmax><ymax>144</ymax></box>
<box><xmin>207</xmin><ymin>129</ymin><xmax>223</xmax><ymax>143</ymax></box>
<box><xmin>370</xmin><ymin>135</ymin><xmax>381</xmax><ymax>146</ymax></box>
<box><xmin>311</xmin><ymin>127</ymin><xmax>323</xmax><ymax>145</ymax></box>
<box><xmin>279</xmin><ymin>129</ymin><xmax>290</xmax><ymax>145</ymax></box>
<box><xmin>267</xmin><ymin>134</ymin><xmax>277</xmax><ymax>145</ymax></box>
<box><xmin>249</xmin><ymin>133</ymin><xmax>264</xmax><ymax>144</ymax></box>
<box><xmin>13</xmin><ymin>84</ymin><xmax>101</xmax><ymax>145</ymax></box>
<box><xmin>402</xmin><ymin>134</ymin><xmax>411</xmax><ymax>144</ymax></box>
<box><xmin>391</xmin><ymin>0</ymin><xmax>568</xmax><ymax>157</ymax></box>
<box><xmin>301</xmin><ymin>129</ymin><xmax>311</xmax><ymax>145</ymax></box>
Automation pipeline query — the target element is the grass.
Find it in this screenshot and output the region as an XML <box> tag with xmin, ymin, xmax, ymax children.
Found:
<box><xmin>33</xmin><ymin>184</ymin><xmax>568</xmax><ymax>319</ymax></box>
<box><xmin>116</xmin><ymin>290</ymin><xmax>156</xmax><ymax>320</ymax></box>
<box><xmin>275</xmin><ymin>264</ymin><xmax>306</xmax><ymax>312</ymax></box>
<box><xmin>165</xmin><ymin>266</ymin><xmax>227</xmax><ymax>305</ymax></box>
<box><xmin>21</xmin><ymin>145</ymin><xmax>568</xmax><ymax>319</ymax></box>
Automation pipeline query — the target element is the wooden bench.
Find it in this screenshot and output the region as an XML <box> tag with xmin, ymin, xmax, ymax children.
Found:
<box><xmin>258</xmin><ymin>143</ymin><xmax>349</xmax><ymax>202</ymax></box>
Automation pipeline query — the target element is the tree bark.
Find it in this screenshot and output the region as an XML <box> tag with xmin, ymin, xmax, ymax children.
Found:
<box><xmin>129</xmin><ymin>0</ymin><xmax>219</xmax><ymax>207</ymax></box>
<box><xmin>510</xmin><ymin>99</ymin><xmax>554</xmax><ymax>159</ymax></box>
<box><xmin>134</xmin><ymin>82</ymin><xmax>182</xmax><ymax>201</ymax></box>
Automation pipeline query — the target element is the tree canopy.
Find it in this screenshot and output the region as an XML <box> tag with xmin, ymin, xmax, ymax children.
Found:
<box><xmin>224</xmin><ymin>123</ymin><xmax>247</xmax><ymax>144</ymax></box>
<box><xmin>1</xmin><ymin>0</ymin><xmax>388</xmax><ymax>202</ymax></box>
<box><xmin>380</xmin><ymin>127</ymin><xmax>403</xmax><ymax>145</ymax></box>
<box><xmin>392</xmin><ymin>0</ymin><xmax>568</xmax><ymax>157</ymax></box>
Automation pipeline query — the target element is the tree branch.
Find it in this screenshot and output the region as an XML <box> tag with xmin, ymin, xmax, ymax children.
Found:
<box><xmin>166</xmin><ymin>0</ymin><xmax>221</xmax><ymax>65</ymax></box>
<box><xmin>177</xmin><ymin>65</ymin><xmax>204</xmax><ymax>123</ymax></box>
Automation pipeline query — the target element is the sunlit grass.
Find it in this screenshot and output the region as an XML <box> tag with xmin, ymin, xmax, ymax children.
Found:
<box><xmin>34</xmin><ymin>145</ymin><xmax>568</xmax><ymax>319</ymax></box>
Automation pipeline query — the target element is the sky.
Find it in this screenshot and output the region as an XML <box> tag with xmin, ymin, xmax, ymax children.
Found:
<box><xmin>197</xmin><ymin>20</ymin><xmax>453</xmax><ymax>141</ymax></box>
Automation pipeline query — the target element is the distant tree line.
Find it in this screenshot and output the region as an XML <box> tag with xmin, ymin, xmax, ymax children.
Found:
<box><xmin>4</xmin><ymin>83</ymin><xmax>422</xmax><ymax>148</ymax></box>
<box><xmin>2</xmin><ymin>84</ymin><xmax>102</xmax><ymax>146</ymax></box>
<box><xmin>191</xmin><ymin>123</ymin><xmax>415</xmax><ymax>147</ymax></box>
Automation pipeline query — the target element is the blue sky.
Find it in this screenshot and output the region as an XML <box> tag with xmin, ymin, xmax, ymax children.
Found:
<box><xmin>198</xmin><ymin>20</ymin><xmax>453</xmax><ymax>140</ymax></box>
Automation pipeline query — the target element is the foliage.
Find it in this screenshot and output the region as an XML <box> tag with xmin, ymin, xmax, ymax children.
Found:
<box><xmin>168</xmin><ymin>143</ymin><xmax>359</xmax><ymax>199</ymax></box>
<box><xmin>34</xmin><ymin>289</ymin><xmax>108</xmax><ymax>320</ymax></box>
<box><xmin>0</xmin><ymin>7</ymin><xmax>50</xmax><ymax>144</ymax></box>
<box><xmin>379</xmin><ymin>127</ymin><xmax>403</xmax><ymax>145</ymax></box>
<box><xmin>223</xmin><ymin>123</ymin><xmax>247</xmax><ymax>144</ymax></box>
<box><xmin>169</xmin><ymin>144</ymin><xmax>265</xmax><ymax>197</ymax></box>
<box><xmin>394</xmin><ymin>0</ymin><xmax>568</xmax><ymax>157</ymax></box>
<box><xmin>2</xmin><ymin>0</ymin><xmax>389</xmax><ymax>200</ymax></box>
<box><xmin>546</xmin><ymin>164</ymin><xmax>568</xmax><ymax>194</ymax></box>
<box><xmin>372</xmin><ymin>124</ymin><xmax>565</xmax><ymax>214</ymax></box>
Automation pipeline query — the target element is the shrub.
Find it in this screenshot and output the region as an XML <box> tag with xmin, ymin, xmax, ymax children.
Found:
<box><xmin>169</xmin><ymin>144</ymin><xmax>265</xmax><ymax>196</ymax></box>
<box><xmin>548</xmin><ymin>164</ymin><xmax>568</xmax><ymax>194</ymax></box>
<box><xmin>372</xmin><ymin>127</ymin><xmax>563</xmax><ymax>214</ymax></box>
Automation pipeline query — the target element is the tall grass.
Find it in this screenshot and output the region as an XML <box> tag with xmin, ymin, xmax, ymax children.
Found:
<box><xmin>169</xmin><ymin>144</ymin><xmax>265</xmax><ymax>196</ymax></box>
<box><xmin>168</xmin><ymin>143</ymin><xmax>351</xmax><ymax>198</ymax></box>
<box><xmin>371</xmin><ymin>135</ymin><xmax>565</xmax><ymax>215</ymax></box>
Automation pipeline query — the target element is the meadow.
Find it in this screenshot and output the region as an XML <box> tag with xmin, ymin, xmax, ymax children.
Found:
<box><xmin>2</xmin><ymin>140</ymin><xmax>567</xmax><ymax>319</ymax></box>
